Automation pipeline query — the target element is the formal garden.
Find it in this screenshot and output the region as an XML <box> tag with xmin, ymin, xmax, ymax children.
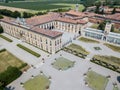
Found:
<box><xmin>91</xmin><ymin>55</ymin><xmax>120</xmax><ymax>73</ymax></box>
<box><xmin>85</xmin><ymin>70</ymin><xmax>109</xmax><ymax>90</ymax></box>
<box><xmin>79</xmin><ymin>37</ymin><xmax>99</xmax><ymax>43</ymax></box>
<box><xmin>23</xmin><ymin>74</ymin><xmax>50</xmax><ymax>90</ymax></box>
<box><xmin>63</xmin><ymin>43</ymin><xmax>89</xmax><ymax>59</ymax></box>
<box><xmin>0</xmin><ymin>49</ymin><xmax>28</xmax><ymax>89</ymax></box>
<box><xmin>51</xmin><ymin>57</ymin><xmax>75</xmax><ymax>71</ymax></box>
<box><xmin>17</xmin><ymin>44</ymin><xmax>41</xmax><ymax>57</ymax></box>
<box><xmin>104</xmin><ymin>43</ymin><xmax>120</xmax><ymax>53</ymax></box>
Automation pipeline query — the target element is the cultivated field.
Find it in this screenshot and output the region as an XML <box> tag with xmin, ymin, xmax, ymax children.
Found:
<box><xmin>0</xmin><ymin>0</ymin><xmax>84</xmax><ymax>12</ymax></box>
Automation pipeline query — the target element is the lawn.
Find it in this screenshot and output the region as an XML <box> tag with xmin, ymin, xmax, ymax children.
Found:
<box><xmin>90</xmin><ymin>24</ymin><xmax>99</xmax><ymax>29</ymax></box>
<box><xmin>17</xmin><ymin>44</ymin><xmax>40</xmax><ymax>57</ymax></box>
<box><xmin>0</xmin><ymin>49</ymin><xmax>25</xmax><ymax>73</ymax></box>
<box><xmin>104</xmin><ymin>43</ymin><xmax>120</xmax><ymax>53</ymax></box>
<box><xmin>0</xmin><ymin>34</ymin><xmax>13</xmax><ymax>42</ymax></box>
<box><xmin>52</xmin><ymin>57</ymin><xmax>75</xmax><ymax>70</ymax></box>
<box><xmin>23</xmin><ymin>75</ymin><xmax>50</xmax><ymax>90</ymax></box>
<box><xmin>0</xmin><ymin>1</ymin><xmax>84</xmax><ymax>11</ymax></box>
<box><xmin>93</xmin><ymin>55</ymin><xmax>120</xmax><ymax>68</ymax></box>
<box><xmin>67</xmin><ymin>43</ymin><xmax>89</xmax><ymax>55</ymax></box>
<box><xmin>85</xmin><ymin>71</ymin><xmax>109</xmax><ymax>90</ymax></box>
<box><xmin>79</xmin><ymin>37</ymin><xmax>99</xmax><ymax>43</ymax></box>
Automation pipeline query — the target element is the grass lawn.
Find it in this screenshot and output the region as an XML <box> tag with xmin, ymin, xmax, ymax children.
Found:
<box><xmin>0</xmin><ymin>34</ymin><xmax>13</xmax><ymax>42</ymax></box>
<box><xmin>93</xmin><ymin>55</ymin><xmax>120</xmax><ymax>68</ymax></box>
<box><xmin>52</xmin><ymin>57</ymin><xmax>75</xmax><ymax>70</ymax></box>
<box><xmin>0</xmin><ymin>1</ymin><xmax>84</xmax><ymax>11</ymax></box>
<box><xmin>67</xmin><ymin>43</ymin><xmax>89</xmax><ymax>55</ymax></box>
<box><xmin>0</xmin><ymin>49</ymin><xmax>25</xmax><ymax>72</ymax></box>
<box><xmin>17</xmin><ymin>44</ymin><xmax>40</xmax><ymax>57</ymax></box>
<box><xmin>79</xmin><ymin>37</ymin><xmax>99</xmax><ymax>43</ymax></box>
<box><xmin>90</xmin><ymin>24</ymin><xmax>99</xmax><ymax>29</ymax></box>
<box><xmin>104</xmin><ymin>43</ymin><xmax>120</xmax><ymax>53</ymax></box>
<box><xmin>113</xmin><ymin>29</ymin><xmax>120</xmax><ymax>34</ymax></box>
<box><xmin>23</xmin><ymin>75</ymin><xmax>50</xmax><ymax>90</ymax></box>
<box><xmin>113</xmin><ymin>86</ymin><xmax>119</xmax><ymax>90</ymax></box>
<box><xmin>86</xmin><ymin>71</ymin><xmax>109</xmax><ymax>90</ymax></box>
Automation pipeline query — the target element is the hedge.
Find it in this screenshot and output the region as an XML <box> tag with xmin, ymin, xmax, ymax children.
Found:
<box><xmin>91</xmin><ymin>59</ymin><xmax>120</xmax><ymax>73</ymax></box>
<box><xmin>0</xmin><ymin>34</ymin><xmax>13</xmax><ymax>42</ymax></box>
<box><xmin>17</xmin><ymin>44</ymin><xmax>40</xmax><ymax>57</ymax></box>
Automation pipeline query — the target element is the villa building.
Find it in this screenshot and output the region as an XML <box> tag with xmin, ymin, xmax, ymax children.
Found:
<box><xmin>0</xmin><ymin>12</ymin><xmax>87</xmax><ymax>54</ymax></box>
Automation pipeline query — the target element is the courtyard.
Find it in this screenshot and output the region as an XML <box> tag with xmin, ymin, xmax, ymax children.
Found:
<box><xmin>0</xmin><ymin>33</ymin><xmax>120</xmax><ymax>90</ymax></box>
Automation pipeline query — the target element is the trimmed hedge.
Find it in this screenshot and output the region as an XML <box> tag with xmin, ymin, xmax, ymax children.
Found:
<box><xmin>0</xmin><ymin>34</ymin><xmax>12</xmax><ymax>42</ymax></box>
<box><xmin>63</xmin><ymin>47</ymin><xmax>86</xmax><ymax>59</ymax></box>
<box><xmin>91</xmin><ymin>58</ymin><xmax>120</xmax><ymax>73</ymax></box>
<box><xmin>17</xmin><ymin>44</ymin><xmax>40</xmax><ymax>57</ymax></box>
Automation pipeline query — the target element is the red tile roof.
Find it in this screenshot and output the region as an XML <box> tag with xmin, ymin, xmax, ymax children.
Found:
<box><xmin>57</xmin><ymin>17</ymin><xmax>87</xmax><ymax>24</ymax></box>
<box><xmin>1</xmin><ymin>17</ymin><xmax>63</xmax><ymax>38</ymax></box>
<box><xmin>26</xmin><ymin>13</ymin><xmax>60</xmax><ymax>26</ymax></box>
<box><xmin>31</xmin><ymin>26</ymin><xmax>63</xmax><ymax>38</ymax></box>
<box><xmin>66</xmin><ymin>10</ymin><xmax>87</xmax><ymax>18</ymax></box>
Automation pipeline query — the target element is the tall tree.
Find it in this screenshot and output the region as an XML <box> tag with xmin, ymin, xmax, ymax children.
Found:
<box><xmin>112</xmin><ymin>8</ymin><xmax>116</xmax><ymax>14</ymax></box>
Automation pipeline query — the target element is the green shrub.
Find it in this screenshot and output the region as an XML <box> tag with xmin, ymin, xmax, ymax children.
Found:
<box><xmin>0</xmin><ymin>34</ymin><xmax>12</xmax><ymax>42</ymax></box>
<box><xmin>17</xmin><ymin>44</ymin><xmax>40</xmax><ymax>57</ymax></box>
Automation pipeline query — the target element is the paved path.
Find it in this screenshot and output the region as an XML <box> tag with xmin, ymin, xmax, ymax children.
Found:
<box><xmin>0</xmin><ymin>33</ymin><xmax>120</xmax><ymax>90</ymax></box>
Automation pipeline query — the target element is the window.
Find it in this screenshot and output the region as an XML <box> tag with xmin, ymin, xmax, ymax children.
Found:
<box><xmin>55</xmin><ymin>41</ymin><xmax>56</xmax><ymax>46</ymax></box>
<box><xmin>50</xmin><ymin>41</ymin><xmax>52</xmax><ymax>46</ymax></box>
<box><xmin>46</xmin><ymin>39</ymin><xmax>48</xmax><ymax>44</ymax></box>
<box><xmin>40</xmin><ymin>37</ymin><xmax>42</xmax><ymax>42</ymax></box>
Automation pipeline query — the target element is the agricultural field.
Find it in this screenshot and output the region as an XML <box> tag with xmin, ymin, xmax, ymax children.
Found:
<box><xmin>0</xmin><ymin>0</ymin><xmax>84</xmax><ymax>12</ymax></box>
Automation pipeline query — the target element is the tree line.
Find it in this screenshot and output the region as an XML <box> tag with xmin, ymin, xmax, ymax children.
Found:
<box><xmin>0</xmin><ymin>8</ymin><xmax>69</xmax><ymax>18</ymax></box>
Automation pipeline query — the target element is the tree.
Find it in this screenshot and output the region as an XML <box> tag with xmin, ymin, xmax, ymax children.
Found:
<box><xmin>112</xmin><ymin>8</ymin><xmax>116</xmax><ymax>14</ymax></box>
<box><xmin>95</xmin><ymin>1</ymin><xmax>101</xmax><ymax>7</ymax></box>
<box><xmin>5</xmin><ymin>0</ymin><xmax>9</xmax><ymax>3</ymax></box>
<box><xmin>0</xmin><ymin>15</ymin><xmax>3</xmax><ymax>19</ymax></box>
<box><xmin>98</xmin><ymin>21</ymin><xmax>107</xmax><ymax>30</ymax></box>
<box><xmin>12</xmin><ymin>11</ymin><xmax>21</xmax><ymax>18</ymax></box>
<box><xmin>0</xmin><ymin>26</ymin><xmax>3</xmax><ymax>33</ymax></box>
<box><xmin>23</xmin><ymin>12</ymin><xmax>34</xmax><ymax>18</ymax></box>
<box><xmin>95</xmin><ymin>6</ymin><xmax>100</xmax><ymax>14</ymax></box>
<box><xmin>111</xmin><ymin>25</ymin><xmax>114</xmax><ymax>32</ymax></box>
